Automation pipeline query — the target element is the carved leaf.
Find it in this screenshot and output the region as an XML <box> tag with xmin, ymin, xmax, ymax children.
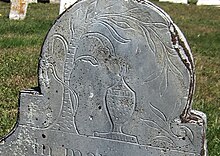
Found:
<box><xmin>95</xmin><ymin>0</ymin><xmax>100</xmax><ymax>8</ymax></box>
<box><xmin>149</xmin><ymin>102</ymin><xmax>167</xmax><ymax>122</ymax></box>
<box><xmin>167</xmin><ymin>59</ymin><xmax>184</xmax><ymax>80</ymax></box>
<box><xmin>168</xmin><ymin>100</ymin><xmax>178</xmax><ymax>121</ymax></box>
<box><xmin>165</xmin><ymin>46</ymin><xmax>177</xmax><ymax>56</ymax></box>
<box><xmin>108</xmin><ymin>18</ymin><xmax>133</xmax><ymax>30</ymax></box>
<box><xmin>180</xmin><ymin>125</ymin><xmax>194</xmax><ymax>143</ymax></box>
<box><xmin>148</xmin><ymin>30</ymin><xmax>157</xmax><ymax>55</ymax></box>
<box><xmin>86</xmin><ymin>2</ymin><xmax>96</xmax><ymax>20</ymax></box>
<box><xmin>159</xmin><ymin>68</ymin><xmax>168</xmax><ymax>97</ymax></box>
<box><xmin>127</xmin><ymin>8</ymin><xmax>150</xmax><ymax>23</ymax></box>
<box><xmin>150</xmin><ymin>24</ymin><xmax>169</xmax><ymax>42</ymax></box>
<box><xmin>116</xmin><ymin>21</ymin><xmax>132</xmax><ymax>29</ymax></box>
<box><xmin>140</xmin><ymin>25</ymin><xmax>156</xmax><ymax>55</ymax></box>
<box><xmin>140</xmin><ymin>118</ymin><xmax>160</xmax><ymax>131</ymax></box>
<box><xmin>144</xmin><ymin>65</ymin><xmax>164</xmax><ymax>83</ymax></box>
<box><xmin>144</xmin><ymin>71</ymin><xmax>158</xmax><ymax>82</ymax></box>
<box><xmin>76</xmin><ymin>55</ymin><xmax>99</xmax><ymax>66</ymax></box>
<box><xmin>98</xmin><ymin>20</ymin><xmax>131</xmax><ymax>43</ymax></box>
<box><xmin>151</xmin><ymin>136</ymin><xmax>175</xmax><ymax>146</ymax></box>
<box><xmin>152</xmin><ymin>23</ymin><xmax>167</xmax><ymax>29</ymax></box>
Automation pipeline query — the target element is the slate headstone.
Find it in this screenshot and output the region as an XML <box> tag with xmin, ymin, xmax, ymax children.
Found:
<box><xmin>9</xmin><ymin>0</ymin><xmax>28</xmax><ymax>20</ymax></box>
<box><xmin>1</xmin><ymin>0</ymin><xmax>207</xmax><ymax>155</ymax></box>
<box><xmin>197</xmin><ymin>0</ymin><xmax>220</xmax><ymax>6</ymax></box>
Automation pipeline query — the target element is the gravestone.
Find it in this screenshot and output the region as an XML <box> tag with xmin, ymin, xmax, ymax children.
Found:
<box><xmin>1</xmin><ymin>0</ymin><xmax>207</xmax><ymax>155</ymax></box>
<box><xmin>28</xmin><ymin>0</ymin><xmax>38</xmax><ymax>3</ymax></box>
<box><xmin>9</xmin><ymin>0</ymin><xmax>28</xmax><ymax>20</ymax></box>
<box><xmin>59</xmin><ymin>0</ymin><xmax>77</xmax><ymax>14</ymax></box>
<box><xmin>197</xmin><ymin>0</ymin><xmax>220</xmax><ymax>6</ymax></box>
<box><xmin>50</xmin><ymin>0</ymin><xmax>60</xmax><ymax>4</ymax></box>
<box><xmin>159</xmin><ymin>0</ymin><xmax>188</xmax><ymax>4</ymax></box>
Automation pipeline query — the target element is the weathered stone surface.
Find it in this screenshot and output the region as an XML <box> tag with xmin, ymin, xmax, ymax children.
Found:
<box><xmin>197</xmin><ymin>0</ymin><xmax>220</xmax><ymax>6</ymax></box>
<box><xmin>9</xmin><ymin>0</ymin><xmax>28</xmax><ymax>20</ymax></box>
<box><xmin>59</xmin><ymin>0</ymin><xmax>77</xmax><ymax>14</ymax></box>
<box><xmin>1</xmin><ymin>0</ymin><xmax>207</xmax><ymax>155</ymax></box>
<box><xmin>159</xmin><ymin>0</ymin><xmax>188</xmax><ymax>4</ymax></box>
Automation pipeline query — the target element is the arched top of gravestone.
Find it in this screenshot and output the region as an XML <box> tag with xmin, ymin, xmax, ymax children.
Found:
<box><xmin>36</xmin><ymin>0</ymin><xmax>200</xmax><ymax>147</ymax></box>
<box><xmin>39</xmin><ymin>0</ymin><xmax>195</xmax><ymax>123</ymax></box>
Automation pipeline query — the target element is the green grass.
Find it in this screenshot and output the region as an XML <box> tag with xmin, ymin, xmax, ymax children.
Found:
<box><xmin>0</xmin><ymin>1</ymin><xmax>219</xmax><ymax>155</ymax></box>
<box><xmin>0</xmin><ymin>2</ymin><xmax>59</xmax><ymax>136</ymax></box>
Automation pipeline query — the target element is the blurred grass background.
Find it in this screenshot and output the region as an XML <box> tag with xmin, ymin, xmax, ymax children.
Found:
<box><xmin>0</xmin><ymin>1</ymin><xmax>219</xmax><ymax>155</ymax></box>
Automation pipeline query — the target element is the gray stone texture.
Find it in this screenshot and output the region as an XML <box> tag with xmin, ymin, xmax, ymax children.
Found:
<box><xmin>1</xmin><ymin>0</ymin><xmax>207</xmax><ymax>155</ymax></box>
